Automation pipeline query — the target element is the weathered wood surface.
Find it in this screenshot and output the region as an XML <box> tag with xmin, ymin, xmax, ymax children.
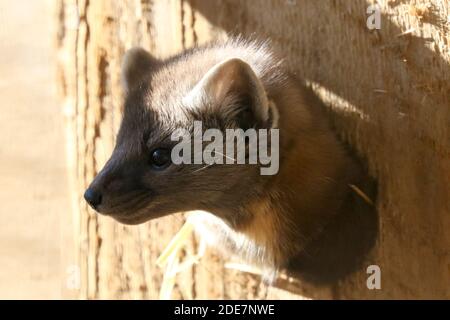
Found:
<box><xmin>56</xmin><ymin>0</ymin><xmax>449</xmax><ymax>299</ymax></box>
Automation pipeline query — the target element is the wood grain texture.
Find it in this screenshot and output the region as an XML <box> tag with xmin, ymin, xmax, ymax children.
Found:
<box><xmin>57</xmin><ymin>0</ymin><xmax>449</xmax><ymax>299</ymax></box>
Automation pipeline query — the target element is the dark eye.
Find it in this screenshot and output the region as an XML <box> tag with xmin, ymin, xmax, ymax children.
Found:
<box><xmin>150</xmin><ymin>148</ymin><xmax>171</xmax><ymax>169</ymax></box>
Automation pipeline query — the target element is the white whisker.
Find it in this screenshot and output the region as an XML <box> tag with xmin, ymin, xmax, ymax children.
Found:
<box><xmin>192</xmin><ymin>163</ymin><xmax>215</xmax><ymax>173</ymax></box>
<box><xmin>214</xmin><ymin>151</ymin><xmax>236</xmax><ymax>162</ymax></box>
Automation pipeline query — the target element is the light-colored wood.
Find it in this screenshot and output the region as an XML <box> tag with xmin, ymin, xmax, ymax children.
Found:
<box><xmin>0</xmin><ymin>0</ymin><xmax>74</xmax><ymax>299</ymax></box>
<box><xmin>57</xmin><ymin>0</ymin><xmax>450</xmax><ymax>299</ymax></box>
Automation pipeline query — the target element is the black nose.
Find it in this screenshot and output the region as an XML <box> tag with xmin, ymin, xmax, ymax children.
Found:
<box><xmin>84</xmin><ymin>188</ymin><xmax>102</xmax><ymax>209</ymax></box>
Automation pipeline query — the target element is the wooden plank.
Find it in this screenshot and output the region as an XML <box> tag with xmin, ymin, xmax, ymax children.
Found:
<box><xmin>57</xmin><ymin>0</ymin><xmax>450</xmax><ymax>299</ymax></box>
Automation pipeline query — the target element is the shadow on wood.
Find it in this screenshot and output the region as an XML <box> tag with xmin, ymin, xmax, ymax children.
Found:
<box><xmin>188</xmin><ymin>0</ymin><xmax>450</xmax><ymax>298</ymax></box>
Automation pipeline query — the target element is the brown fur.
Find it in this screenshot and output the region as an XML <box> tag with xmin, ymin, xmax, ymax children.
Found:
<box><xmin>85</xmin><ymin>38</ymin><xmax>377</xmax><ymax>284</ymax></box>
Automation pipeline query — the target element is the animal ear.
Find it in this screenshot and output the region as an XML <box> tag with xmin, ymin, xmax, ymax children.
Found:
<box><xmin>183</xmin><ymin>58</ymin><xmax>278</xmax><ymax>129</ymax></box>
<box><xmin>121</xmin><ymin>47</ymin><xmax>160</xmax><ymax>92</ymax></box>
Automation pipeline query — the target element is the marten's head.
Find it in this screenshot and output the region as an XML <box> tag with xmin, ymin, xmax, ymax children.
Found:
<box><xmin>83</xmin><ymin>47</ymin><xmax>279</xmax><ymax>225</ymax></box>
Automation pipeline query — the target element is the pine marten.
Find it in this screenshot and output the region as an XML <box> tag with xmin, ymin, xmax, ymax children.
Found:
<box><xmin>84</xmin><ymin>39</ymin><xmax>377</xmax><ymax>284</ymax></box>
